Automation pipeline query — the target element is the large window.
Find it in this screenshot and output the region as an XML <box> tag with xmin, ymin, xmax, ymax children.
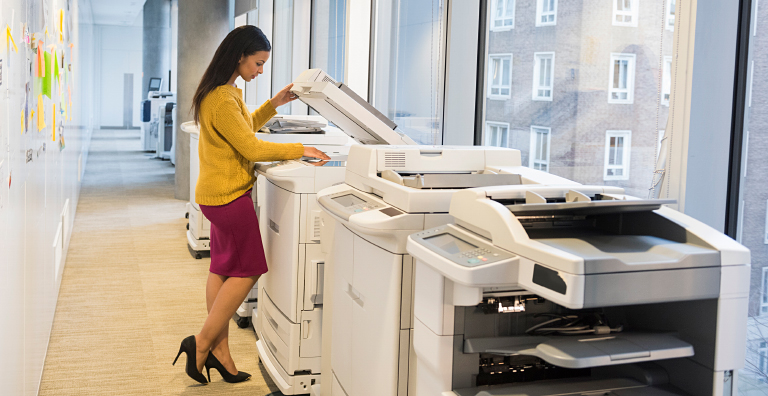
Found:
<box><xmin>604</xmin><ymin>130</ymin><xmax>631</xmax><ymax>181</ymax></box>
<box><xmin>485</xmin><ymin>122</ymin><xmax>510</xmax><ymax>147</ymax></box>
<box><xmin>481</xmin><ymin>0</ymin><xmax>672</xmax><ymax>198</ymax></box>
<box><xmin>491</xmin><ymin>0</ymin><xmax>515</xmax><ymax>31</ymax></box>
<box><xmin>530</xmin><ymin>126</ymin><xmax>551</xmax><ymax>171</ymax></box>
<box><xmin>311</xmin><ymin>0</ymin><xmax>346</xmax><ymax>83</ymax></box>
<box><xmin>613</xmin><ymin>0</ymin><xmax>639</xmax><ymax>27</ymax></box>
<box><xmin>488</xmin><ymin>54</ymin><xmax>513</xmax><ymax>99</ymax></box>
<box><xmin>272</xmin><ymin>0</ymin><xmax>295</xmax><ymax>115</ymax></box>
<box><xmin>609</xmin><ymin>53</ymin><xmax>636</xmax><ymax>104</ymax></box>
<box><xmin>536</xmin><ymin>0</ymin><xmax>557</xmax><ymax>27</ymax></box>
<box><xmin>532</xmin><ymin>52</ymin><xmax>555</xmax><ymax>101</ymax></box>
<box><xmin>372</xmin><ymin>0</ymin><xmax>447</xmax><ymax>145</ymax></box>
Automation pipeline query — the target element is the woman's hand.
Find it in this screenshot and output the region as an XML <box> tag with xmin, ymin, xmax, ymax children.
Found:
<box><xmin>270</xmin><ymin>83</ymin><xmax>299</xmax><ymax>108</ymax></box>
<box><xmin>303</xmin><ymin>146</ymin><xmax>331</xmax><ymax>166</ymax></box>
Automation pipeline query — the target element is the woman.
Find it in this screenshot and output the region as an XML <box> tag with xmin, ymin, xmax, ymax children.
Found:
<box><xmin>172</xmin><ymin>25</ymin><xmax>330</xmax><ymax>385</ymax></box>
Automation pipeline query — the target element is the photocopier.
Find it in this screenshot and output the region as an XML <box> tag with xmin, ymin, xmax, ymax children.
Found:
<box><xmin>141</xmin><ymin>90</ymin><xmax>176</xmax><ymax>157</ymax></box>
<box><xmin>252</xmin><ymin>69</ymin><xmax>415</xmax><ymax>395</ymax></box>
<box><xmin>316</xmin><ymin>145</ymin><xmax>531</xmax><ymax>396</ymax></box>
<box><xmin>405</xmin><ymin>183</ymin><xmax>750</xmax><ymax>395</ymax></box>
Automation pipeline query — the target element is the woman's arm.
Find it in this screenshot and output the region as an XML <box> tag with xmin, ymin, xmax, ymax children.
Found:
<box><xmin>251</xmin><ymin>84</ymin><xmax>299</xmax><ymax>130</ymax></box>
<box><xmin>215</xmin><ymin>95</ymin><xmax>304</xmax><ymax>163</ymax></box>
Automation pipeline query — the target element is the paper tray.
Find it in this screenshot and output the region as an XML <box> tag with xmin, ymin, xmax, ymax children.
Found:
<box><xmin>452</xmin><ymin>378</ymin><xmax>688</xmax><ymax>396</ymax></box>
<box><xmin>464</xmin><ymin>332</ymin><xmax>693</xmax><ymax>369</ymax></box>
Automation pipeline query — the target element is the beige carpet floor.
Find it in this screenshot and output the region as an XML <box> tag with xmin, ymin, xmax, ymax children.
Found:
<box><xmin>39</xmin><ymin>129</ymin><xmax>280</xmax><ymax>396</ymax></box>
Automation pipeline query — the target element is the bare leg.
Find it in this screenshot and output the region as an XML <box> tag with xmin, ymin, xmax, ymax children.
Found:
<box><xmin>195</xmin><ymin>274</ymin><xmax>258</xmax><ymax>372</ymax></box>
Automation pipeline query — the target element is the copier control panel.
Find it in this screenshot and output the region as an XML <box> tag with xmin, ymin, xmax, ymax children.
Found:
<box><xmin>318</xmin><ymin>190</ymin><xmax>386</xmax><ymax>220</ymax></box>
<box><xmin>411</xmin><ymin>224</ymin><xmax>513</xmax><ymax>267</ymax></box>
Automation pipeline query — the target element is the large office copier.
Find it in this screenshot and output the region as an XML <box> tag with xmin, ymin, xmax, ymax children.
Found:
<box><xmin>141</xmin><ymin>90</ymin><xmax>176</xmax><ymax>158</ymax></box>
<box><xmin>253</xmin><ymin>69</ymin><xmax>415</xmax><ymax>395</ymax></box>
<box><xmin>405</xmin><ymin>183</ymin><xmax>750</xmax><ymax>395</ymax></box>
<box><xmin>316</xmin><ymin>145</ymin><xmax>527</xmax><ymax>396</ymax></box>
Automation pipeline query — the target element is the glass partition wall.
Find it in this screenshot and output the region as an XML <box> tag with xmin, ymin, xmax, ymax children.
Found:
<box><xmin>371</xmin><ymin>0</ymin><xmax>447</xmax><ymax>145</ymax></box>
<box><xmin>737</xmin><ymin>0</ymin><xmax>768</xmax><ymax>391</ymax></box>
<box><xmin>480</xmin><ymin>0</ymin><xmax>675</xmax><ymax>198</ymax></box>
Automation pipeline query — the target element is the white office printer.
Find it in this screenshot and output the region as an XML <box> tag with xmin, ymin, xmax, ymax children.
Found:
<box><xmin>141</xmin><ymin>91</ymin><xmax>175</xmax><ymax>155</ymax></box>
<box><xmin>316</xmin><ymin>145</ymin><xmax>528</xmax><ymax>396</ymax></box>
<box><xmin>405</xmin><ymin>184</ymin><xmax>750</xmax><ymax>395</ymax></box>
<box><xmin>253</xmin><ymin>69</ymin><xmax>415</xmax><ymax>395</ymax></box>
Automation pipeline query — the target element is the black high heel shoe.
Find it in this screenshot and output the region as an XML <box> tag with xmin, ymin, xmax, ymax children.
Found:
<box><xmin>173</xmin><ymin>335</ymin><xmax>209</xmax><ymax>385</ymax></box>
<box><xmin>204</xmin><ymin>352</ymin><xmax>252</xmax><ymax>383</ymax></box>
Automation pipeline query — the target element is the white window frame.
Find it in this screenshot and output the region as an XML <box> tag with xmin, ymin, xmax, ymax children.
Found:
<box><xmin>491</xmin><ymin>0</ymin><xmax>516</xmax><ymax>31</ymax></box>
<box><xmin>666</xmin><ymin>0</ymin><xmax>676</xmax><ymax>31</ymax></box>
<box><xmin>661</xmin><ymin>56</ymin><xmax>672</xmax><ymax>106</ymax></box>
<box><xmin>487</xmin><ymin>54</ymin><xmax>513</xmax><ymax>100</ymax></box>
<box><xmin>532</xmin><ymin>52</ymin><xmax>555</xmax><ymax>101</ymax></box>
<box><xmin>613</xmin><ymin>0</ymin><xmax>639</xmax><ymax>27</ymax></box>
<box><xmin>485</xmin><ymin>122</ymin><xmax>510</xmax><ymax>147</ymax></box>
<box><xmin>529</xmin><ymin>126</ymin><xmax>552</xmax><ymax>172</ymax></box>
<box><xmin>604</xmin><ymin>130</ymin><xmax>631</xmax><ymax>180</ymax></box>
<box><xmin>536</xmin><ymin>0</ymin><xmax>557</xmax><ymax>27</ymax></box>
<box><xmin>608</xmin><ymin>53</ymin><xmax>636</xmax><ymax>104</ymax></box>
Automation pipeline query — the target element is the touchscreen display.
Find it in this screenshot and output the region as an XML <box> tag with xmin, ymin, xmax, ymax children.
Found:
<box><xmin>424</xmin><ymin>233</ymin><xmax>478</xmax><ymax>255</ymax></box>
<box><xmin>332</xmin><ymin>194</ymin><xmax>366</xmax><ymax>207</ymax></box>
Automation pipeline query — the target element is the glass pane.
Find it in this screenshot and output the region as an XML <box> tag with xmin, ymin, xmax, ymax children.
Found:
<box><xmin>493</xmin><ymin>58</ymin><xmax>502</xmax><ymax>85</ymax></box>
<box><xmin>311</xmin><ymin>0</ymin><xmax>347</xmax><ymax>83</ymax></box>
<box><xmin>502</xmin><ymin>59</ymin><xmax>511</xmax><ymax>86</ymax></box>
<box><xmin>505</xmin><ymin>0</ymin><xmax>515</xmax><ymax>17</ymax></box>
<box><xmin>741</xmin><ymin>0</ymin><xmax>768</xmax><ymax>385</ymax></box>
<box><xmin>501</xmin><ymin>128</ymin><xmax>508</xmax><ymax>147</ymax></box>
<box><xmin>272</xmin><ymin>0</ymin><xmax>295</xmax><ymax>115</ymax></box>
<box><xmin>373</xmin><ymin>0</ymin><xmax>446</xmax><ymax>144</ymax></box>
<box><xmin>496</xmin><ymin>0</ymin><xmax>504</xmax><ymax>19</ymax></box>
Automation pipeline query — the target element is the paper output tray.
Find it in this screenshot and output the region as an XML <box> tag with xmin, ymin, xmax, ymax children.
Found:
<box><xmin>464</xmin><ymin>333</ymin><xmax>693</xmax><ymax>369</ymax></box>
<box><xmin>399</xmin><ymin>173</ymin><xmax>522</xmax><ymax>189</ymax></box>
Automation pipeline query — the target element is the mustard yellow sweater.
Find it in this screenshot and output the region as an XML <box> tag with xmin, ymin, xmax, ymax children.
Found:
<box><xmin>196</xmin><ymin>85</ymin><xmax>304</xmax><ymax>206</ymax></box>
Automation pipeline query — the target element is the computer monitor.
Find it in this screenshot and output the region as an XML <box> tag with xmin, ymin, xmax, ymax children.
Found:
<box><xmin>148</xmin><ymin>77</ymin><xmax>163</xmax><ymax>92</ymax></box>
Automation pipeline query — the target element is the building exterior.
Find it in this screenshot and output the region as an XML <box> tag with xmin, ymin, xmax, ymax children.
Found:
<box><xmin>483</xmin><ymin>0</ymin><xmax>674</xmax><ymax>199</ymax></box>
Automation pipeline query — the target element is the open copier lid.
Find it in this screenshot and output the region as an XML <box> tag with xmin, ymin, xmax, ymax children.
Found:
<box><xmin>290</xmin><ymin>69</ymin><xmax>416</xmax><ymax>146</ymax></box>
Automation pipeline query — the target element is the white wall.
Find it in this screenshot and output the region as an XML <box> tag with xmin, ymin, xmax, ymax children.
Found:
<box><xmin>0</xmin><ymin>0</ymin><xmax>94</xmax><ymax>394</ymax></box>
<box><xmin>94</xmin><ymin>24</ymin><xmax>142</xmax><ymax>128</ymax></box>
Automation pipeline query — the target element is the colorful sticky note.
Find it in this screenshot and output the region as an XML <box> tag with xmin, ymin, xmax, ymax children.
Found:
<box><xmin>52</xmin><ymin>104</ymin><xmax>56</xmax><ymax>141</ymax></box>
<box><xmin>53</xmin><ymin>50</ymin><xmax>59</xmax><ymax>81</ymax></box>
<box><xmin>6</xmin><ymin>25</ymin><xmax>18</xmax><ymax>53</ymax></box>
<box><xmin>59</xmin><ymin>10</ymin><xmax>64</xmax><ymax>42</ymax></box>
<box><xmin>42</xmin><ymin>51</ymin><xmax>52</xmax><ymax>98</ymax></box>
<box><xmin>37</xmin><ymin>94</ymin><xmax>46</xmax><ymax>130</ymax></box>
<box><xmin>37</xmin><ymin>41</ymin><xmax>44</xmax><ymax>77</ymax></box>
<box><xmin>21</xmin><ymin>111</ymin><xmax>24</xmax><ymax>134</ymax></box>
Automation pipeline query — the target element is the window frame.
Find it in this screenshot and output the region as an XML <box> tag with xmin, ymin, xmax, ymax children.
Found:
<box><xmin>661</xmin><ymin>56</ymin><xmax>672</xmax><ymax>107</ymax></box>
<box><xmin>485</xmin><ymin>121</ymin><xmax>510</xmax><ymax>147</ymax></box>
<box><xmin>612</xmin><ymin>0</ymin><xmax>639</xmax><ymax>28</ymax></box>
<box><xmin>532</xmin><ymin>52</ymin><xmax>556</xmax><ymax>102</ymax></box>
<box><xmin>604</xmin><ymin>130</ymin><xmax>632</xmax><ymax>181</ymax></box>
<box><xmin>608</xmin><ymin>53</ymin><xmax>637</xmax><ymax>104</ymax></box>
<box><xmin>535</xmin><ymin>0</ymin><xmax>557</xmax><ymax>27</ymax></box>
<box><xmin>491</xmin><ymin>0</ymin><xmax>516</xmax><ymax>32</ymax></box>
<box><xmin>487</xmin><ymin>53</ymin><xmax>513</xmax><ymax>100</ymax></box>
<box><xmin>529</xmin><ymin>126</ymin><xmax>552</xmax><ymax>172</ymax></box>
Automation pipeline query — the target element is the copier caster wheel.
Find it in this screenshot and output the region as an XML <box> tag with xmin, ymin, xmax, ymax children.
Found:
<box><xmin>186</xmin><ymin>223</ymin><xmax>190</xmax><ymax>230</ymax></box>
<box><xmin>236</xmin><ymin>316</ymin><xmax>251</xmax><ymax>329</ymax></box>
<box><xmin>185</xmin><ymin>212</ymin><xmax>189</xmax><ymax>219</ymax></box>
<box><xmin>195</xmin><ymin>252</ymin><xmax>202</xmax><ymax>259</ymax></box>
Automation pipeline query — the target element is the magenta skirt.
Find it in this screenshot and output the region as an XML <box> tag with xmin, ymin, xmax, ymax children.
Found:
<box><xmin>199</xmin><ymin>190</ymin><xmax>268</xmax><ymax>278</ymax></box>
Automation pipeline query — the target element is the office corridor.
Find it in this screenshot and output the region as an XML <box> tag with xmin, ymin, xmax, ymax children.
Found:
<box><xmin>38</xmin><ymin>129</ymin><xmax>278</xmax><ymax>395</ymax></box>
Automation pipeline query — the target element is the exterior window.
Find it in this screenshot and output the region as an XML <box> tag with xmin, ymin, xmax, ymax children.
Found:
<box><xmin>536</xmin><ymin>0</ymin><xmax>557</xmax><ymax>27</ymax></box>
<box><xmin>488</xmin><ymin>54</ymin><xmax>513</xmax><ymax>99</ymax></box>
<box><xmin>765</xmin><ymin>200</ymin><xmax>768</xmax><ymax>244</ymax></box>
<box><xmin>604</xmin><ymin>130</ymin><xmax>631</xmax><ymax>180</ymax></box>
<box><xmin>666</xmin><ymin>0</ymin><xmax>676</xmax><ymax>31</ymax></box>
<box><xmin>492</xmin><ymin>0</ymin><xmax>515</xmax><ymax>31</ymax></box>
<box><xmin>533</xmin><ymin>52</ymin><xmax>555</xmax><ymax>101</ymax></box>
<box><xmin>762</xmin><ymin>268</ymin><xmax>768</xmax><ymax>314</ymax></box>
<box><xmin>608</xmin><ymin>53</ymin><xmax>636</xmax><ymax>104</ymax></box>
<box><xmin>530</xmin><ymin>126</ymin><xmax>551</xmax><ymax>171</ymax></box>
<box><xmin>661</xmin><ymin>56</ymin><xmax>672</xmax><ymax>106</ymax></box>
<box><xmin>761</xmin><ymin>342</ymin><xmax>768</xmax><ymax>373</ymax></box>
<box><xmin>613</xmin><ymin>0</ymin><xmax>638</xmax><ymax>27</ymax></box>
<box><xmin>486</xmin><ymin>122</ymin><xmax>510</xmax><ymax>147</ymax></box>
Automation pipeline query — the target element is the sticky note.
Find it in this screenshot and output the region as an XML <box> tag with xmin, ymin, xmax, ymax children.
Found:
<box><xmin>21</xmin><ymin>111</ymin><xmax>24</xmax><ymax>134</ymax></box>
<box><xmin>37</xmin><ymin>41</ymin><xmax>44</xmax><ymax>77</ymax></box>
<box><xmin>42</xmin><ymin>51</ymin><xmax>51</xmax><ymax>98</ymax></box>
<box><xmin>59</xmin><ymin>10</ymin><xmax>64</xmax><ymax>42</ymax></box>
<box><xmin>53</xmin><ymin>104</ymin><xmax>56</xmax><ymax>141</ymax></box>
<box><xmin>6</xmin><ymin>25</ymin><xmax>18</xmax><ymax>53</ymax></box>
<box><xmin>37</xmin><ymin>94</ymin><xmax>46</xmax><ymax>130</ymax></box>
<box><xmin>53</xmin><ymin>50</ymin><xmax>59</xmax><ymax>81</ymax></box>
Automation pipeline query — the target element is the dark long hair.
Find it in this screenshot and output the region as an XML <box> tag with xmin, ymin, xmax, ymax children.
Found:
<box><xmin>192</xmin><ymin>25</ymin><xmax>271</xmax><ymax>123</ymax></box>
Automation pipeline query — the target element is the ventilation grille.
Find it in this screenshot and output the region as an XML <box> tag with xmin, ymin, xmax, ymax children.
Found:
<box><xmin>384</xmin><ymin>152</ymin><xmax>406</xmax><ymax>168</ymax></box>
<box><xmin>269</xmin><ymin>219</ymin><xmax>279</xmax><ymax>234</ymax></box>
<box><xmin>322</xmin><ymin>75</ymin><xmax>337</xmax><ymax>84</ymax></box>
<box><xmin>313</xmin><ymin>216</ymin><xmax>322</xmax><ymax>240</ymax></box>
